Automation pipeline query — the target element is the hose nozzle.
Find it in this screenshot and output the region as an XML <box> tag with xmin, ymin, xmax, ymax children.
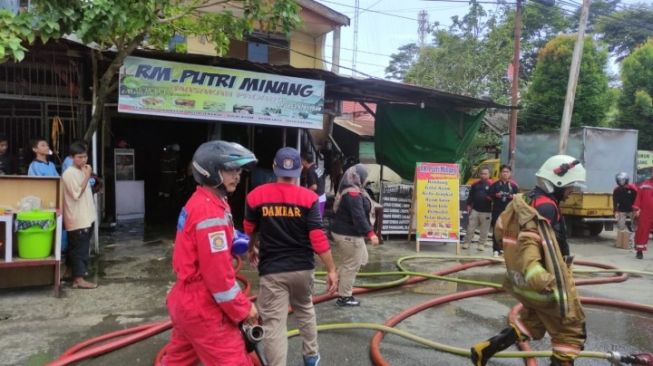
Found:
<box><xmin>609</xmin><ymin>351</ymin><xmax>653</xmax><ymax>365</ymax></box>
<box><xmin>241</xmin><ymin>323</ymin><xmax>268</xmax><ymax>365</ymax></box>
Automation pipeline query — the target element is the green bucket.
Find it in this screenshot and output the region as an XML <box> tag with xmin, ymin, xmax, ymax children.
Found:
<box><xmin>17</xmin><ymin>210</ymin><xmax>56</xmax><ymax>259</ymax></box>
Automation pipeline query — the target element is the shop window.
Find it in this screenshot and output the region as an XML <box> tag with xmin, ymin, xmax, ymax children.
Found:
<box><xmin>168</xmin><ymin>34</ymin><xmax>187</xmax><ymax>53</ymax></box>
<box><xmin>247</xmin><ymin>42</ymin><xmax>268</xmax><ymax>63</ymax></box>
<box><xmin>225</xmin><ymin>35</ymin><xmax>289</xmax><ymax>64</ymax></box>
<box><xmin>226</xmin><ymin>40</ymin><xmax>247</xmax><ymax>60</ymax></box>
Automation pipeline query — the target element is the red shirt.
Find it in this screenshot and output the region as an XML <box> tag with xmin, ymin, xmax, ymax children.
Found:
<box><xmin>172</xmin><ymin>186</ymin><xmax>251</xmax><ymax>323</ymax></box>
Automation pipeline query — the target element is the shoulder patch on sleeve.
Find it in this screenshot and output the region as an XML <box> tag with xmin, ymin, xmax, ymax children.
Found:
<box><xmin>177</xmin><ymin>208</ymin><xmax>188</xmax><ymax>231</ymax></box>
<box><xmin>208</xmin><ymin>230</ymin><xmax>228</xmax><ymax>253</ymax></box>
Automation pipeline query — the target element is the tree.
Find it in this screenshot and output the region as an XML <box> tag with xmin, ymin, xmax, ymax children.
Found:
<box><xmin>3</xmin><ymin>0</ymin><xmax>300</xmax><ymax>141</ymax></box>
<box><xmin>570</xmin><ymin>0</ymin><xmax>621</xmax><ymax>33</ymax></box>
<box><xmin>385</xmin><ymin>43</ymin><xmax>419</xmax><ymax>80</ymax></box>
<box><xmin>0</xmin><ymin>7</ymin><xmax>63</xmax><ymax>62</ymax></box>
<box><xmin>518</xmin><ymin>2</ymin><xmax>571</xmax><ymax>81</ymax></box>
<box><xmin>618</xmin><ymin>39</ymin><xmax>653</xmax><ymax>149</ymax></box>
<box><xmin>460</xmin><ymin>125</ymin><xmax>501</xmax><ymax>182</ymax></box>
<box><xmin>403</xmin><ymin>1</ymin><xmax>514</xmax><ymax>102</ymax></box>
<box><xmin>595</xmin><ymin>3</ymin><xmax>653</xmax><ymax>61</ymax></box>
<box><xmin>521</xmin><ymin>35</ymin><xmax>610</xmax><ymax>131</ymax></box>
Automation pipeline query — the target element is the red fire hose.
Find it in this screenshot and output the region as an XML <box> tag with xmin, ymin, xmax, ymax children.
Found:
<box><xmin>47</xmin><ymin>257</ymin><xmax>650</xmax><ymax>366</ymax></box>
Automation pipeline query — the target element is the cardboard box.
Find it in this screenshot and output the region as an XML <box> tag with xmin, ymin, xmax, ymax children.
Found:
<box><xmin>615</xmin><ymin>231</ymin><xmax>630</xmax><ymax>249</ymax></box>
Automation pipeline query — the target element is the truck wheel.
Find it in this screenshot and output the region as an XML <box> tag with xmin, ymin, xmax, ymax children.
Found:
<box><xmin>588</xmin><ymin>222</ymin><xmax>603</xmax><ymax>236</ymax></box>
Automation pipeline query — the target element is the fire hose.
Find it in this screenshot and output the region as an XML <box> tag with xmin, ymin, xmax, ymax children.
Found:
<box><xmin>46</xmin><ymin>255</ymin><xmax>653</xmax><ymax>366</ymax></box>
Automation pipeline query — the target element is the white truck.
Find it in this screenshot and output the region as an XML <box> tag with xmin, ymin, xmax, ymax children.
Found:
<box><xmin>500</xmin><ymin>127</ymin><xmax>638</xmax><ymax>236</ymax></box>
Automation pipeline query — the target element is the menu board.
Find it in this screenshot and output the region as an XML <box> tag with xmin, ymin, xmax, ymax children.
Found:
<box><xmin>380</xmin><ymin>182</ymin><xmax>413</xmax><ymax>234</ymax></box>
<box><xmin>415</xmin><ymin>162</ymin><xmax>460</xmax><ymax>243</ymax></box>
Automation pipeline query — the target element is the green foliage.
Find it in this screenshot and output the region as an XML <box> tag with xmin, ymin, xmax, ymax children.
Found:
<box><xmin>0</xmin><ymin>8</ymin><xmax>62</xmax><ymax>62</ymax></box>
<box><xmin>403</xmin><ymin>1</ymin><xmax>513</xmax><ymax>103</ymax></box>
<box><xmin>385</xmin><ymin>43</ymin><xmax>419</xmax><ymax>80</ymax></box>
<box><xmin>521</xmin><ymin>35</ymin><xmax>610</xmax><ymax>131</ymax></box>
<box><xmin>518</xmin><ymin>2</ymin><xmax>571</xmax><ymax>81</ymax></box>
<box><xmin>600</xmin><ymin>87</ymin><xmax>621</xmax><ymax>127</ymax></box>
<box><xmin>459</xmin><ymin>126</ymin><xmax>501</xmax><ymax>182</ymax></box>
<box><xmin>33</xmin><ymin>0</ymin><xmax>301</xmax><ymax>54</ymax></box>
<box><xmin>618</xmin><ymin>39</ymin><xmax>653</xmax><ymax>149</ymax></box>
<box><xmin>595</xmin><ymin>3</ymin><xmax>653</xmax><ymax>61</ymax></box>
<box><xmin>3</xmin><ymin>0</ymin><xmax>301</xmax><ymax>140</ymax></box>
<box><xmin>570</xmin><ymin>0</ymin><xmax>621</xmax><ymax>33</ymax></box>
<box><xmin>390</xmin><ymin>1</ymin><xmax>569</xmax><ymax>102</ymax></box>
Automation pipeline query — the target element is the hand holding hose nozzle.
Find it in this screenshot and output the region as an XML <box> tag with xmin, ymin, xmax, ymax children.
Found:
<box><xmin>241</xmin><ymin>323</ymin><xmax>268</xmax><ymax>365</ymax></box>
<box><xmin>609</xmin><ymin>351</ymin><xmax>653</xmax><ymax>365</ymax></box>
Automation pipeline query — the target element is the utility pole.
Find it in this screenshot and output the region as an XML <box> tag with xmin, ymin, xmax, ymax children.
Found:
<box><xmin>507</xmin><ymin>0</ymin><xmax>522</xmax><ymax>169</ymax></box>
<box><xmin>559</xmin><ymin>0</ymin><xmax>592</xmax><ymax>154</ymax></box>
<box><xmin>352</xmin><ymin>0</ymin><xmax>360</xmax><ymax>76</ymax></box>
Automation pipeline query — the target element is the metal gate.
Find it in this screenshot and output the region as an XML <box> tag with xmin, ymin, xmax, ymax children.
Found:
<box><xmin>0</xmin><ymin>43</ymin><xmax>91</xmax><ymax>167</ymax></box>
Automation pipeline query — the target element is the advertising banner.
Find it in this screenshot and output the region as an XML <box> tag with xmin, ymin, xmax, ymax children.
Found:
<box><xmin>638</xmin><ymin>150</ymin><xmax>653</xmax><ymax>169</ymax></box>
<box><xmin>118</xmin><ymin>56</ymin><xmax>325</xmax><ymax>129</ymax></box>
<box><xmin>415</xmin><ymin>162</ymin><xmax>460</xmax><ymax>243</ymax></box>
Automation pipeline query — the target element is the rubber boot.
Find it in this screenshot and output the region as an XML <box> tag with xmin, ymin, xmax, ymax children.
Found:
<box><xmin>470</xmin><ymin>325</ymin><xmax>524</xmax><ymax>366</ymax></box>
<box><xmin>549</xmin><ymin>356</ymin><xmax>574</xmax><ymax>366</ymax></box>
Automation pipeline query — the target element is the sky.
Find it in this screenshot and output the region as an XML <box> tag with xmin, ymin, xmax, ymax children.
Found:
<box><xmin>316</xmin><ymin>0</ymin><xmax>650</xmax><ymax>79</ymax></box>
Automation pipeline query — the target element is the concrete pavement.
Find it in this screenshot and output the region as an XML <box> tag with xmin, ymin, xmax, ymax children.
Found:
<box><xmin>0</xmin><ymin>224</ymin><xmax>651</xmax><ymax>366</ymax></box>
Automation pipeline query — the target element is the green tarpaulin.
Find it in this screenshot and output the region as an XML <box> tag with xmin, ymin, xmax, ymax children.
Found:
<box><xmin>375</xmin><ymin>104</ymin><xmax>485</xmax><ymax>180</ymax></box>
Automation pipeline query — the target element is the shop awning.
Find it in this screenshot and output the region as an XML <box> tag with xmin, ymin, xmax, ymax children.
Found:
<box><xmin>122</xmin><ymin>48</ymin><xmax>512</xmax><ymax>111</ymax></box>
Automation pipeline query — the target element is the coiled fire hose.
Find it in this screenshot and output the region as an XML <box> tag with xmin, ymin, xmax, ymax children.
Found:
<box><xmin>46</xmin><ymin>255</ymin><xmax>653</xmax><ymax>366</ymax></box>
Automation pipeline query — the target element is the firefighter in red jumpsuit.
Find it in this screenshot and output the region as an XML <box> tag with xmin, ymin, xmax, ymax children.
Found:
<box><xmin>163</xmin><ymin>141</ymin><xmax>259</xmax><ymax>366</ymax></box>
<box><xmin>633</xmin><ymin>175</ymin><xmax>653</xmax><ymax>259</ymax></box>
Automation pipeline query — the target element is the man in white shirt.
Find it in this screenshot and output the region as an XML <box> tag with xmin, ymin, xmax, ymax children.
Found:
<box><xmin>62</xmin><ymin>142</ymin><xmax>97</xmax><ymax>289</ymax></box>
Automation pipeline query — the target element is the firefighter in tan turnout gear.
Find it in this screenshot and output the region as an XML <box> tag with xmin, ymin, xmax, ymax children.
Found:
<box><xmin>470</xmin><ymin>155</ymin><xmax>587</xmax><ymax>366</ymax></box>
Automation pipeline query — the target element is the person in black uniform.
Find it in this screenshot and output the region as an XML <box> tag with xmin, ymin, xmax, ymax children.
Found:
<box><xmin>488</xmin><ymin>165</ymin><xmax>519</xmax><ymax>257</ymax></box>
<box><xmin>463</xmin><ymin>167</ymin><xmax>493</xmax><ymax>251</ymax></box>
<box><xmin>613</xmin><ymin>172</ymin><xmax>637</xmax><ymax>248</ymax></box>
<box><xmin>301</xmin><ymin>151</ymin><xmax>326</xmax><ymax>217</ymax></box>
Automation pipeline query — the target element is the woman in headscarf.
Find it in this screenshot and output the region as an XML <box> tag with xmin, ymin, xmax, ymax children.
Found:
<box><xmin>330</xmin><ymin>164</ymin><xmax>380</xmax><ymax>307</ymax></box>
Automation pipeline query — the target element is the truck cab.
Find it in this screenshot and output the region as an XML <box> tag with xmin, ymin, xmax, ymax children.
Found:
<box><xmin>465</xmin><ymin>159</ymin><xmax>500</xmax><ymax>185</ymax></box>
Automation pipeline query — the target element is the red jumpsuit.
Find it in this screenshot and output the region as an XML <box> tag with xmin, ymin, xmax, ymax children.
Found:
<box><xmin>634</xmin><ymin>178</ymin><xmax>653</xmax><ymax>252</ymax></box>
<box><xmin>163</xmin><ymin>186</ymin><xmax>253</xmax><ymax>366</ymax></box>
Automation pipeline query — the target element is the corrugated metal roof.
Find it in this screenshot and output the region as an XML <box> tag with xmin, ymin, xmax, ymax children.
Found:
<box><xmin>334</xmin><ymin>101</ymin><xmax>376</xmax><ymax>137</ymax></box>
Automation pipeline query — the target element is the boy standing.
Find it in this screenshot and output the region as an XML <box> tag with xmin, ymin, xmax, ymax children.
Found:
<box><xmin>0</xmin><ymin>134</ymin><xmax>14</xmax><ymax>175</ymax></box>
<box><xmin>62</xmin><ymin>142</ymin><xmax>97</xmax><ymax>289</ymax></box>
<box><xmin>28</xmin><ymin>138</ymin><xmax>58</xmax><ymax>177</ymax></box>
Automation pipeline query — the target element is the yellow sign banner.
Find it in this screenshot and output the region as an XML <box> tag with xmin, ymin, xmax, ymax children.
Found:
<box><xmin>415</xmin><ymin>162</ymin><xmax>460</xmax><ymax>243</ymax></box>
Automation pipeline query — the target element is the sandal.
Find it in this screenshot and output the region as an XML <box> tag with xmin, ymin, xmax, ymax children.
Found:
<box><xmin>72</xmin><ymin>279</ymin><xmax>98</xmax><ymax>289</ymax></box>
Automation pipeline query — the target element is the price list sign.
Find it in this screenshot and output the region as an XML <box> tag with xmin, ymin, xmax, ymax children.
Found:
<box><xmin>415</xmin><ymin>162</ymin><xmax>460</xmax><ymax>243</ymax></box>
<box><xmin>380</xmin><ymin>183</ymin><xmax>414</xmax><ymax>234</ymax></box>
